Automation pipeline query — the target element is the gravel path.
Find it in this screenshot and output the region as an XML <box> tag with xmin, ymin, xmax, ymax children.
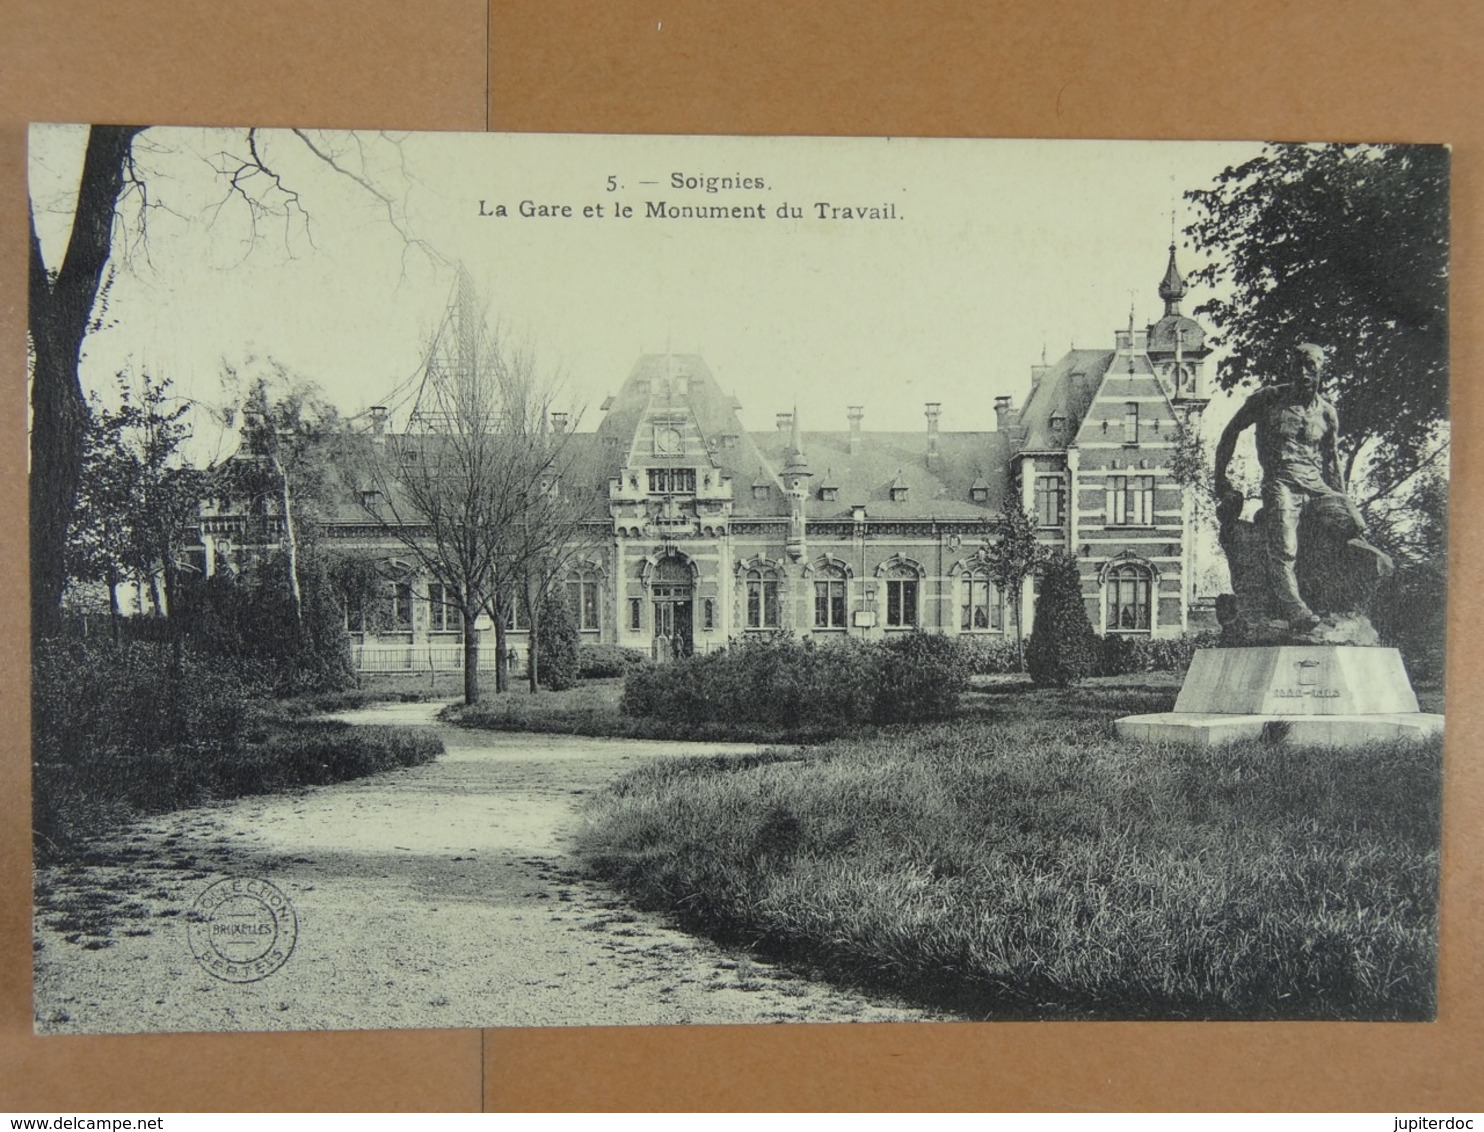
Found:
<box><xmin>33</xmin><ymin>704</ymin><xmax>935</xmax><ymax>1032</ymax></box>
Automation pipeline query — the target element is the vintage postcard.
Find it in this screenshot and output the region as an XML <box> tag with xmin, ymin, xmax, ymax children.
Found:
<box><xmin>26</xmin><ymin>127</ymin><xmax>1448</xmax><ymax>1032</ymax></box>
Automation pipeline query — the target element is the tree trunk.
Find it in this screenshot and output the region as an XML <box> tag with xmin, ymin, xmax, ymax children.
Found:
<box><xmin>527</xmin><ymin>596</ymin><xmax>540</xmax><ymax>694</ymax></box>
<box><xmin>1013</xmin><ymin>578</ymin><xmax>1026</xmax><ymax>670</ymax></box>
<box><xmin>492</xmin><ymin>606</ymin><xmax>508</xmax><ymax>693</ymax></box>
<box><xmin>106</xmin><ymin>563</ymin><xmax>121</xmax><ymax>643</ymax></box>
<box><xmin>462</xmin><ymin>610</ymin><xmax>481</xmax><ymax>705</ymax></box>
<box><xmin>29</xmin><ymin>125</ymin><xmax>144</xmax><ymax>643</ymax></box>
<box><xmin>273</xmin><ymin>451</ymin><xmax>303</xmax><ymax>621</ymax></box>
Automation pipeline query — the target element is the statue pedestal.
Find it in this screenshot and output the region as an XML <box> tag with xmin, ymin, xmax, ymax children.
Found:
<box><xmin>1115</xmin><ymin>646</ymin><xmax>1443</xmax><ymax>747</ymax></box>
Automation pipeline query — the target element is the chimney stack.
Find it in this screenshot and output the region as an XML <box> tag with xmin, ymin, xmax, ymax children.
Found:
<box><xmin>847</xmin><ymin>405</ymin><xmax>864</xmax><ymax>454</ymax></box>
<box><xmin>993</xmin><ymin>395</ymin><xmax>1016</xmax><ymax>432</ymax></box>
<box><xmin>369</xmin><ymin>405</ymin><xmax>389</xmax><ymax>439</ymax></box>
<box><xmin>550</xmin><ymin>411</ymin><xmax>569</xmax><ymax>433</ymax></box>
<box><xmin>776</xmin><ymin>411</ymin><xmax>793</xmax><ymax>432</ymax></box>
<box><xmin>924</xmin><ymin>402</ymin><xmax>941</xmax><ymax>465</ymax></box>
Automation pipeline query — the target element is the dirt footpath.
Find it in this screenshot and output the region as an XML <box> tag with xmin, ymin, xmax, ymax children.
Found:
<box><xmin>33</xmin><ymin>703</ymin><xmax>935</xmax><ymax>1032</ymax></box>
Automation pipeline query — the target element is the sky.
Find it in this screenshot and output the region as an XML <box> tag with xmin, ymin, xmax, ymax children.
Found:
<box><xmin>29</xmin><ymin>127</ymin><xmax>1262</xmax><ymax>459</ymax></box>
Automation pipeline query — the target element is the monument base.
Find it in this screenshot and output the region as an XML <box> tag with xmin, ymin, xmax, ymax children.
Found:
<box><xmin>1114</xmin><ymin>711</ymin><xmax>1443</xmax><ymax>748</ymax></box>
<box><xmin>1115</xmin><ymin>645</ymin><xmax>1443</xmax><ymax>748</ymax></box>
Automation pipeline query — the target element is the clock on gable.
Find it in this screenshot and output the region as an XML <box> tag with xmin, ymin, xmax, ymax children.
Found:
<box><xmin>656</xmin><ymin>427</ymin><xmax>683</xmax><ymax>454</ymax></box>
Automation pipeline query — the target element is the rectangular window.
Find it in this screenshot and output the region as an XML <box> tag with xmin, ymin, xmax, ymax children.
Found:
<box><xmin>814</xmin><ymin>581</ymin><xmax>847</xmax><ymax>628</ymax></box>
<box><xmin>747</xmin><ymin>577</ymin><xmax>780</xmax><ymax>628</ymax></box>
<box><xmin>647</xmin><ymin>467</ymin><xmax>696</xmax><ymax>494</ymax></box>
<box><xmin>886</xmin><ymin>579</ymin><xmax>918</xmax><ymax>627</ymax></box>
<box><xmin>1124</xmin><ymin>402</ymin><xmax>1140</xmax><ymax>445</ymax></box>
<box><xmin>389</xmin><ymin>582</ymin><xmax>413</xmax><ymax>630</ymax></box>
<box><xmin>629</xmin><ymin>597</ymin><xmax>642</xmax><ymax>631</ymax></box>
<box><xmin>1107</xmin><ymin>475</ymin><xmax>1155</xmax><ymax>526</ymax></box>
<box><xmin>703</xmin><ymin>598</ymin><xmax>715</xmax><ymax>631</ymax></box>
<box><xmin>960</xmin><ymin>577</ymin><xmax>1003</xmax><ymax>632</ymax></box>
<box><xmin>428</xmin><ymin>582</ymin><xmax>462</xmax><ymax>633</ymax></box>
<box><xmin>1034</xmin><ymin>475</ymin><xmax>1065</xmax><ymax>527</ymax></box>
<box><xmin>566</xmin><ymin>579</ymin><xmax>600</xmax><ymax>630</ymax></box>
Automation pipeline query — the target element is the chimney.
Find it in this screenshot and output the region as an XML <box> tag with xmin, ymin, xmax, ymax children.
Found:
<box><xmin>550</xmin><ymin>411</ymin><xmax>569</xmax><ymax>433</ymax></box>
<box><xmin>369</xmin><ymin>405</ymin><xmax>389</xmax><ymax>439</ymax></box>
<box><xmin>994</xmin><ymin>395</ymin><xmax>1017</xmax><ymax>432</ymax></box>
<box><xmin>847</xmin><ymin>405</ymin><xmax>864</xmax><ymax>454</ymax></box>
<box><xmin>776</xmin><ymin>411</ymin><xmax>793</xmax><ymax>432</ymax></box>
<box><xmin>924</xmin><ymin>402</ymin><xmax>941</xmax><ymax>465</ymax></box>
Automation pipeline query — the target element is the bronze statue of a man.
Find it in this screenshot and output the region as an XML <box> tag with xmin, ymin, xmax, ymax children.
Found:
<box><xmin>1214</xmin><ymin>343</ymin><xmax>1390</xmax><ymax>641</ymax></box>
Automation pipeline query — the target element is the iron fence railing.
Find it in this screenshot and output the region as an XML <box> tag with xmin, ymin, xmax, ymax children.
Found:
<box><xmin>351</xmin><ymin>641</ymin><xmax>529</xmax><ymax>674</ymax></box>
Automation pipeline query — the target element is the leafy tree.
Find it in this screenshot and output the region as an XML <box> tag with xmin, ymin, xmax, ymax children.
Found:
<box><xmin>981</xmin><ymin>494</ymin><xmax>1041</xmax><ymax>669</ymax></box>
<box><xmin>533</xmin><ymin>587</ymin><xmax>580</xmax><ymax>691</ymax></box>
<box><xmin>216</xmin><ymin>364</ymin><xmax>343</xmax><ymax>624</ymax></box>
<box><xmin>1185</xmin><ymin>143</ymin><xmax>1449</xmax><ymax>498</ymax></box>
<box><xmin>1025</xmin><ymin>552</ymin><xmax>1100</xmax><ymax>688</ymax></box>
<box><xmin>66</xmin><ymin>370</ymin><xmax>205</xmax><ymax>627</ymax></box>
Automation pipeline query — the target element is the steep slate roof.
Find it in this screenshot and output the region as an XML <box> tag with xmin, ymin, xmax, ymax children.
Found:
<box><xmin>1017</xmin><ymin>348</ymin><xmax>1114</xmax><ymax>451</ymax></box>
<box><xmin>750</xmin><ymin>428</ymin><xmax>1009</xmax><ymax>518</ymax></box>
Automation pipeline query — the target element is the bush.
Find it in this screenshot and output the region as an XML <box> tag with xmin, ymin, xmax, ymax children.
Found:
<box><xmin>1373</xmin><ymin>562</ymin><xmax>1447</xmax><ymax>686</ymax></box>
<box><xmin>534</xmin><ymin>587</ymin><xmax>580</xmax><ymax>690</ymax></box>
<box><xmin>31</xmin><ymin>636</ymin><xmax>443</xmax><ymax>856</ymax></box>
<box><xmin>955</xmin><ymin>634</ymin><xmax>1025</xmax><ymax>675</ymax></box>
<box><xmin>1098</xmin><ymin>631</ymin><xmax>1219</xmax><ymax>676</ymax></box>
<box><xmin>620</xmin><ymin>633</ymin><xmax>963</xmax><ymax>735</ymax></box>
<box><xmin>1025</xmin><ymin>552</ymin><xmax>1100</xmax><ymax>687</ymax></box>
<box><xmin>873</xmin><ymin>632</ymin><xmax>970</xmax><ymax>724</ymax></box>
<box><xmin>173</xmin><ymin>552</ymin><xmax>354</xmax><ymax>696</ymax></box>
<box><xmin>577</xmin><ymin>642</ymin><xmax>649</xmax><ymax>679</ymax></box>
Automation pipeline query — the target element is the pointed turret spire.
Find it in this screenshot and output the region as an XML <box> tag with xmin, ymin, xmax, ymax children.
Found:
<box><xmin>1158</xmin><ymin>242</ymin><xmax>1187</xmax><ymax>316</ymax></box>
<box><xmin>782</xmin><ymin>404</ymin><xmax>811</xmax><ymax>479</ymax></box>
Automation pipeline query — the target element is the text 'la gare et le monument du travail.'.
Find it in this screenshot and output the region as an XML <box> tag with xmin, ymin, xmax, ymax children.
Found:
<box><xmin>476</xmin><ymin>172</ymin><xmax>903</xmax><ymax>222</ymax></box>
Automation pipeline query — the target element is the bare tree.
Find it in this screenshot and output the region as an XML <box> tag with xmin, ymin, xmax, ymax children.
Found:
<box><xmin>29</xmin><ymin>125</ymin><xmax>429</xmax><ymax>642</ymax></box>
<box><xmin>359</xmin><ymin>271</ymin><xmax>587</xmax><ymax>705</ymax></box>
<box><xmin>512</xmin><ymin>451</ymin><xmax>599</xmax><ymax>694</ymax></box>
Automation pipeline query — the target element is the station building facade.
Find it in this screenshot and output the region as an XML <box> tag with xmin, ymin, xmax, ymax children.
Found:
<box><xmin>196</xmin><ymin>249</ymin><xmax>1213</xmax><ymax>672</ymax></box>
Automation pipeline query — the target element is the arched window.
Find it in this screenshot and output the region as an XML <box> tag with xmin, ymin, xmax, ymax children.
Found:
<box><xmin>566</xmin><ymin>569</ymin><xmax>601</xmax><ymax>631</ymax></box>
<box><xmin>745</xmin><ymin>567</ymin><xmax>781</xmax><ymax>629</ymax></box>
<box><xmin>813</xmin><ymin>563</ymin><xmax>848</xmax><ymax>629</ymax></box>
<box><xmin>1106</xmin><ymin>563</ymin><xmax>1152</xmax><ymax>632</ymax></box>
<box><xmin>960</xmin><ymin>570</ymin><xmax>1003</xmax><ymax>632</ymax></box>
<box><xmin>883</xmin><ymin>562</ymin><xmax>920</xmax><ymax>628</ymax></box>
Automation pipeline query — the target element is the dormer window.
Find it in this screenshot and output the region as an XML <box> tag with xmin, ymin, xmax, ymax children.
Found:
<box><xmin>1050</xmin><ymin>414</ymin><xmax>1066</xmax><ymax>431</ymax></box>
<box><xmin>820</xmin><ymin>486</ymin><xmax>839</xmax><ymax>502</ymax></box>
<box><xmin>970</xmin><ymin>485</ymin><xmax>989</xmax><ymax>503</ymax></box>
<box><xmin>890</xmin><ymin>480</ymin><xmax>908</xmax><ymax>503</ymax></box>
<box><xmin>359</xmin><ymin>489</ymin><xmax>382</xmax><ymax>510</ymax></box>
<box><xmin>752</xmin><ymin>484</ymin><xmax>771</xmax><ymax>501</ymax></box>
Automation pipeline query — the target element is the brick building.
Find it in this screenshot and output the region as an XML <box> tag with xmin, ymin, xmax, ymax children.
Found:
<box><xmin>193</xmin><ymin>247</ymin><xmax>1212</xmax><ymax>672</ymax></box>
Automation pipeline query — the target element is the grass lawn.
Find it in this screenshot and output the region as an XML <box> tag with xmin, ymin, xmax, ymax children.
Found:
<box><xmin>576</xmin><ymin>677</ymin><xmax>1442</xmax><ymax>1021</ymax></box>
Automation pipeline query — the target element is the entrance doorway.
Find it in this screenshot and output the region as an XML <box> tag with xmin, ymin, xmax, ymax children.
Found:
<box><xmin>651</xmin><ymin>557</ymin><xmax>694</xmax><ymax>660</ymax></box>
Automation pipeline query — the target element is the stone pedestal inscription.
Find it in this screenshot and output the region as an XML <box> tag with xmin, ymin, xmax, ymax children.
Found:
<box><xmin>1116</xmin><ymin>646</ymin><xmax>1442</xmax><ymax>748</ymax></box>
<box><xmin>1173</xmin><ymin>646</ymin><xmax>1419</xmax><ymax>716</ymax></box>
